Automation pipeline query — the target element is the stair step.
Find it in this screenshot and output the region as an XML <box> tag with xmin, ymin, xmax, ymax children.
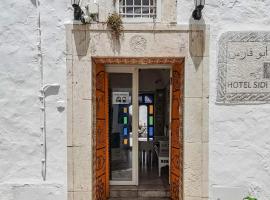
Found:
<box><xmin>110</xmin><ymin>185</ymin><xmax>170</xmax><ymax>198</ymax></box>
<box><xmin>110</xmin><ymin>189</ymin><xmax>138</xmax><ymax>198</ymax></box>
<box><xmin>109</xmin><ymin>198</ymin><xmax>170</xmax><ymax>200</ymax></box>
<box><xmin>138</xmin><ymin>189</ymin><xmax>170</xmax><ymax>198</ymax></box>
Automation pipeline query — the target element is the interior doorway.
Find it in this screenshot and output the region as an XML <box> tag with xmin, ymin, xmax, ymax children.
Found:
<box><xmin>138</xmin><ymin>68</ymin><xmax>171</xmax><ymax>195</ymax></box>
<box><xmin>107</xmin><ymin>66</ymin><xmax>171</xmax><ymax>197</ymax></box>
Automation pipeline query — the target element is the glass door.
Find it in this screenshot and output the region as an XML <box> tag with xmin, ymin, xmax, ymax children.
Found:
<box><xmin>107</xmin><ymin>67</ymin><xmax>138</xmax><ymax>185</ymax></box>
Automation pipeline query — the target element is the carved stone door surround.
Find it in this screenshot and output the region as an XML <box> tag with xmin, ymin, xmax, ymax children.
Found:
<box><xmin>66</xmin><ymin>23</ymin><xmax>209</xmax><ymax>200</ymax></box>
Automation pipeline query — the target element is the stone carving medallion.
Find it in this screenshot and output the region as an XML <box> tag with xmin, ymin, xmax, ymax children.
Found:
<box><xmin>130</xmin><ymin>35</ymin><xmax>147</xmax><ymax>53</ymax></box>
<box><xmin>217</xmin><ymin>32</ymin><xmax>270</xmax><ymax>104</ymax></box>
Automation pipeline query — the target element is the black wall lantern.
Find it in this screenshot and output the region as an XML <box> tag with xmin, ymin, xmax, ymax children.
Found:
<box><xmin>72</xmin><ymin>0</ymin><xmax>83</xmax><ymax>21</ymax></box>
<box><xmin>192</xmin><ymin>0</ymin><xmax>205</xmax><ymax>20</ymax></box>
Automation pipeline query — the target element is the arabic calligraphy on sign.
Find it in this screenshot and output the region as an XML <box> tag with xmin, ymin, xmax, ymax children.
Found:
<box><xmin>228</xmin><ymin>45</ymin><xmax>269</xmax><ymax>60</ymax></box>
<box><xmin>225</xmin><ymin>42</ymin><xmax>270</xmax><ymax>94</ymax></box>
<box><xmin>217</xmin><ymin>32</ymin><xmax>270</xmax><ymax>104</ymax></box>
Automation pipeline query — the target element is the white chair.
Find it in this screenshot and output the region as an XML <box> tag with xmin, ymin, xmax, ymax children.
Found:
<box><xmin>154</xmin><ymin>141</ymin><xmax>169</xmax><ymax>176</ymax></box>
<box><xmin>139</xmin><ymin>141</ymin><xmax>154</xmax><ymax>169</ymax></box>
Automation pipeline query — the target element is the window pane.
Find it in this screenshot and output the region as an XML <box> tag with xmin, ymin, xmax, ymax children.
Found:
<box><xmin>149</xmin><ymin>105</ymin><xmax>153</xmax><ymax>114</ymax></box>
<box><xmin>134</xmin><ymin>7</ymin><xmax>141</xmax><ymax>14</ymax></box>
<box><xmin>134</xmin><ymin>0</ymin><xmax>141</xmax><ymax>5</ymax></box>
<box><xmin>144</xmin><ymin>95</ymin><xmax>153</xmax><ymax>104</ymax></box>
<box><xmin>119</xmin><ymin>7</ymin><xmax>124</xmax><ymax>13</ymax></box>
<box><xmin>150</xmin><ymin>7</ymin><xmax>156</xmax><ymax>14</ymax></box>
<box><xmin>148</xmin><ymin>127</ymin><xmax>154</xmax><ymax>137</ymax></box>
<box><xmin>119</xmin><ymin>0</ymin><xmax>125</xmax><ymax>5</ymax></box>
<box><xmin>142</xmin><ymin>7</ymin><xmax>149</xmax><ymax>14</ymax></box>
<box><xmin>139</xmin><ymin>105</ymin><xmax>148</xmax><ymax>141</ymax></box>
<box><xmin>109</xmin><ymin>73</ymin><xmax>133</xmax><ymax>181</ymax></box>
<box><xmin>149</xmin><ymin>116</ymin><xmax>154</xmax><ymax>125</ymax></box>
<box><xmin>126</xmin><ymin>7</ymin><xmax>133</xmax><ymax>13</ymax></box>
<box><xmin>143</xmin><ymin>0</ymin><xmax>149</xmax><ymax>5</ymax></box>
<box><xmin>126</xmin><ymin>0</ymin><xmax>133</xmax><ymax>5</ymax></box>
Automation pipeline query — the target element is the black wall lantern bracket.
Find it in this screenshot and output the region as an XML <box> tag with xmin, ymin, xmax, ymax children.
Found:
<box><xmin>72</xmin><ymin>0</ymin><xmax>99</xmax><ymax>24</ymax></box>
<box><xmin>72</xmin><ymin>0</ymin><xmax>83</xmax><ymax>21</ymax></box>
<box><xmin>192</xmin><ymin>0</ymin><xmax>205</xmax><ymax>20</ymax></box>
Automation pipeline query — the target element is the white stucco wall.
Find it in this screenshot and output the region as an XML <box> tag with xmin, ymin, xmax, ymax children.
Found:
<box><xmin>1</xmin><ymin>0</ymin><xmax>270</xmax><ymax>200</ymax></box>
<box><xmin>0</xmin><ymin>0</ymin><xmax>71</xmax><ymax>199</ymax></box>
<box><xmin>177</xmin><ymin>0</ymin><xmax>270</xmax><ymax>199</ymax></box>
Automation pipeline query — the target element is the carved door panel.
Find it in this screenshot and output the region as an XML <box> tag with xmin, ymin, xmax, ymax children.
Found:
<box><xmin>95</xmin><ymin>63</ymin><xmax>109</xmax><ymax>200</ymax></box>
<box><xmin>170</xmin><ymin>62</ymin><xmax>184</xmax><ymax>200</ymax></box>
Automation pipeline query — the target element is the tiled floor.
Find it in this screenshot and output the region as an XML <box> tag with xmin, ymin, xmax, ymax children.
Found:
<box><xmin>109</xmin><ymin>165</ymin><xmax>170</xmax><ymax>199</ymax></box>
<box><xmin>139</xmin><ymin>165</ymin><xmax>169</xmax><ymax>187</ymax></box>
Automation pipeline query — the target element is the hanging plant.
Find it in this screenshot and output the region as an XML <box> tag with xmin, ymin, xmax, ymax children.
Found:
<box><xmin>106</xmin><ymin>12</ymin><xmax>123</xmax><ymax>39</ymax></box>
<box><xmin>243</xmin><ymin>196</ymin><xmax>257</xmax><ymax>200</ymax></box>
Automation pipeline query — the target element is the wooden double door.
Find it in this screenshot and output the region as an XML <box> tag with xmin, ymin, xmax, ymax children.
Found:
<box><xmin>93</xmin><ymin>58</ymin><xmax>184</xmax><ymax>200</ymax></box>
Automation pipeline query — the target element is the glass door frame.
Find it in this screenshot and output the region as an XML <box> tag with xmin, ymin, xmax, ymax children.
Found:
<box><xmin>106</xmin><ymin>65</ymin><xmax>172</xmax><ymax>186</ymax></box>
<box><xmin>106</xmin><ymin>66</ymin><xmax>139</xmax><ymax>186</ymax></box>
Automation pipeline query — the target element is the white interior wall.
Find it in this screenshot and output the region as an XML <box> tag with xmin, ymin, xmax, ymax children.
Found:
<box><xmin>139</xmin><ymin>69</ymin><xmax>170</xmax><ymax>91</ymax></box>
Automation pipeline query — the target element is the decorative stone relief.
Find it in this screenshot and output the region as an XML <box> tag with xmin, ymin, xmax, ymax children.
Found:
<box><xmin>129</xmin><ymin>35</ymin><xmax>147</xmax><ymax>53</ymax></box>
<box><xmin>217</xmin><ymin>32</ymin><xmax>270</xmax><ymax>104</ymax></box>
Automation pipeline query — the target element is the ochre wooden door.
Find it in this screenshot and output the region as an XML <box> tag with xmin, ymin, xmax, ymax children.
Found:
<box><xmin>95</xmin><ymin>63</ymin><xmax>109</xmax><ymax>200</ymax></box>
<box><xmin>170</xmin><ymin>62</ymin><xmax>184</xmax><ymax>200</ymax></box>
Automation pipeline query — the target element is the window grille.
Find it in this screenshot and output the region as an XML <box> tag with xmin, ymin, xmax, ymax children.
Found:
<box><xmin>119</xmin><ymin>0</ymin><xmax>157</xmax><ymax>19</ymax></box>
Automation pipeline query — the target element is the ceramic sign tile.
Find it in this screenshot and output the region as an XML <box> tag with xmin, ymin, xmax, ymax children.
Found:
<box><xmin>217</xmin><ymin>32</ymin><xmax>270</xmax><ymax>104</ymax></box>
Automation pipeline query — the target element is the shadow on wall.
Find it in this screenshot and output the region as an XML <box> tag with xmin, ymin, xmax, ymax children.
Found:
<box><xmin>189</xmin><ymin>16</ymin><xmax>206</xmax><ymax>71</ymax></box>
<box><xmin>73</xmin><ymin>28</ymin><xmax>91</xmax><ymax>58</ymax></box>
<box><xmin>30</xmin><ymin>0</ymin><xmax>37</xmax><ymax>7</ymax></box>
<box><xmin>73</xmin><ymin>26</ymin><xmax>122</xmax><ymax>58</ymax></box>
<box><xmin>107</xmin><ymin>32</ymin><xmax>122</xmax><ymax>55</ymax></box>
